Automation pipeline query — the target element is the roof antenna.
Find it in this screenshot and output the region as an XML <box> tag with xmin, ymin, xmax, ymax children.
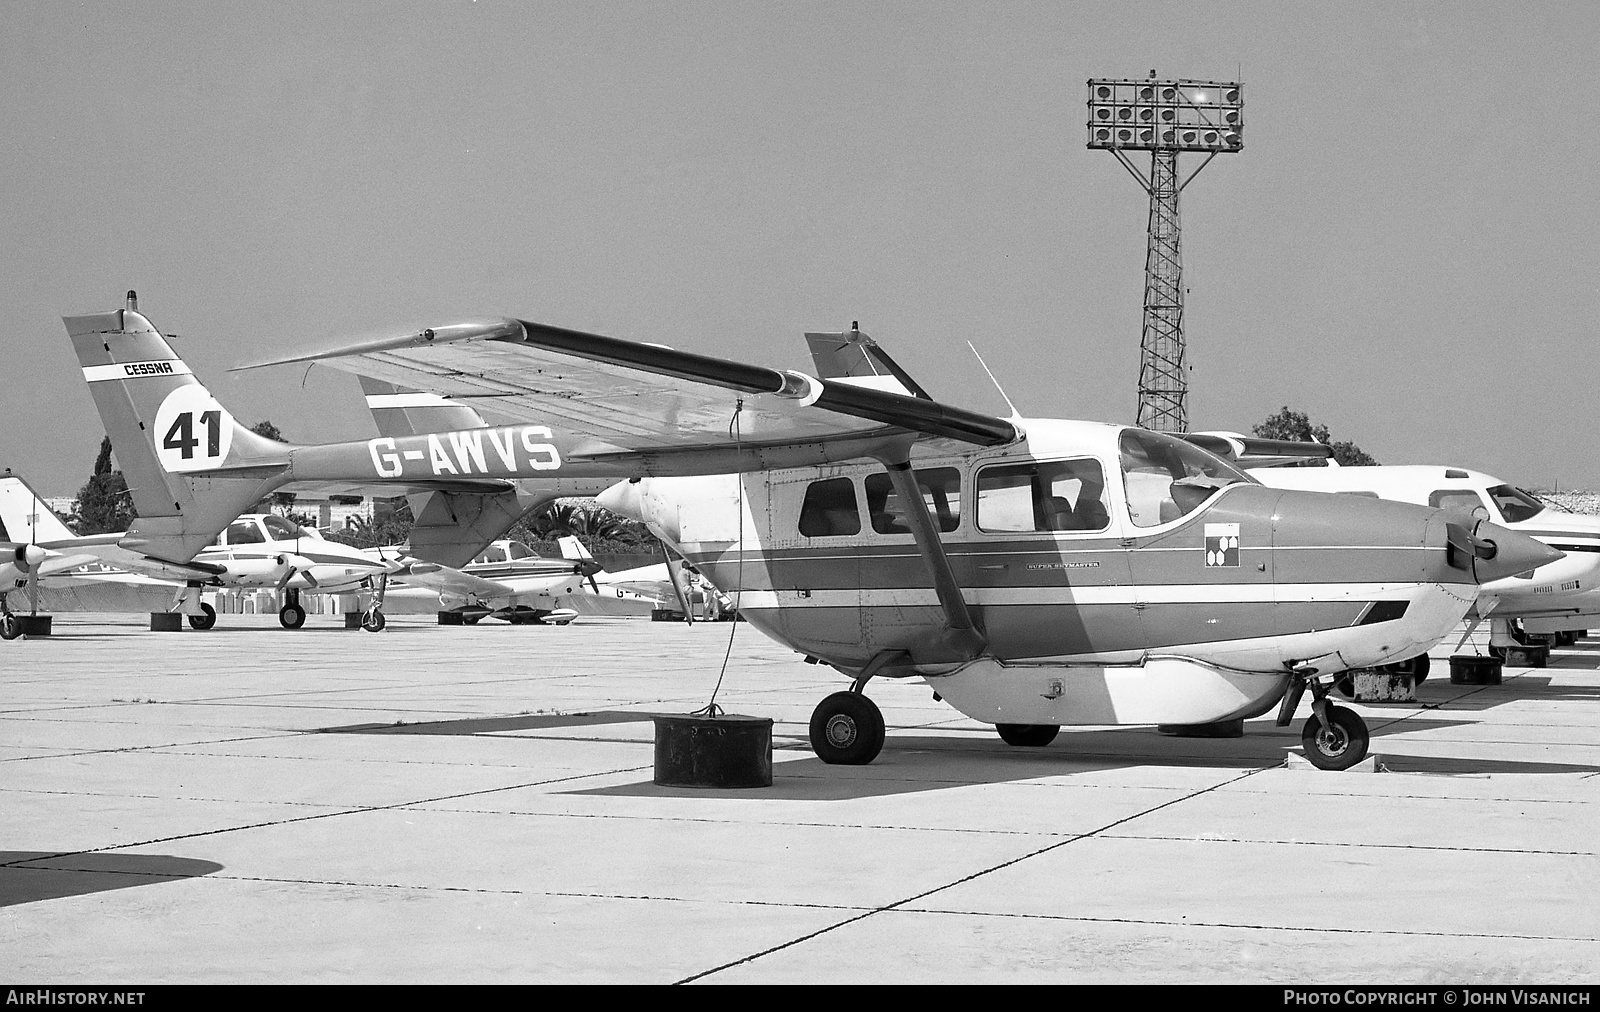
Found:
<box><xmin>968</xmin><ymin>342</ymin><xmax>1022</xmax><ymax>421</ymax></box>
<box><xmin>126</xmin><ymin>290</ymin><xmax>138</xmax><ymax>311</ymax></box>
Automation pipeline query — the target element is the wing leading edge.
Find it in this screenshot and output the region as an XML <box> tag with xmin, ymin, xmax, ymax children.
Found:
<box><xmin>239</xmin><ymin>319</ymin><xmax>1019</xmax><ymax>466</ymax></box>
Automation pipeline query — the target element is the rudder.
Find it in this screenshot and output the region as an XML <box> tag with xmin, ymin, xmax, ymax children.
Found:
<box><xmin>63</xmin><ymin>293</ymin><xmax>291</xmax><ymax>562</ymax></box>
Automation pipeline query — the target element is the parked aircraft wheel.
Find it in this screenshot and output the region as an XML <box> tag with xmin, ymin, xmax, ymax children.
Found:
<box><xmin>0</xmin><ymin>613</ymin><xmax>18</xmax><ymax>641</ymax></box>
<box><xmin>996</xmin><ymin>723</ymin><xmax>1060</xmax><ymax>747</ymax></box>
<box><xmin>188</xmin><ymin>604</ymin><xmax>217</xmax><ymax>631</ymax></box>
<box><xmin>1488</xmin><ymin>645</ymin><xmax>1507</xmax><ymax>661</ymax></box>
<box><xmin>279</xmin><ymin>603</ymin><xmax>306</xmax><ymax>630</ymax></box>
<box><xmin>809</xmin><ymin>691</ymin><xmax>885</xmax><ymax>765</ymax></box>
<box><xmin>1299</xmin><ymin>705</ymin><xmax>1369</xmax><ymax>771</ymax></box>
<box><xmin>463</xmin><ymin>614</ymin><xmax>483</xmax><ymax>625</ymax></box>
<box><xmin>361</xmin><ymin>609</ymin><xmax>386</xmax><ymax>633</ymax></box>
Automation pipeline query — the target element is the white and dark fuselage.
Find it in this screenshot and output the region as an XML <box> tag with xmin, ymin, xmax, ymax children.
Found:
<box><xmin>1252</xmin><ymin>465</ymin><xmax>1600</xmax><ymax>632</ymax></box>
<box><xmin>602</xmin><ymin>420</ymin><xmax>1538</xmax><ymax>728</ymax></box>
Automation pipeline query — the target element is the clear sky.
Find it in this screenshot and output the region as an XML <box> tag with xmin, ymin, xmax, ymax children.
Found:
<box><xmin>4</xmin><ymin>1</ymin><xmax>1597</xmax><ymax>495</ymax></box>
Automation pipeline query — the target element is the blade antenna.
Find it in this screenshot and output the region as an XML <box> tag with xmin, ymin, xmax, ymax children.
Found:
<box><xmin>968</xmin><ymin>342</ymin><xmax>1022</xmax><ymax>421</ymax></box>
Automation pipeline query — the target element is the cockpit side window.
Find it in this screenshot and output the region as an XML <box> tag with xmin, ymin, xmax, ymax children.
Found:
<box><xmin>475</xmin><ymin>546</ymin><xmax>508</xmax><ymax>565</ymax></box>
<box><xmin>261</xmin><ymin>515</ymin><xmax>308</xmax><ymax>541</ymax></box>
<box><xmin>798</xmin><ymin>477</ymin><xmax>862</xmax><ymax>538</ymax></box>
<box><xmin>226</xmin><ymin>520</ymin><xmax>265</xmax><ymax>545</ymax></box>
<box><xmin>508</xmin><ymin>542</ymin><xmax>535</xmax><ymax>560</ymax></box>
<box><xmin>864</xmin><ymin>467</ymin><xmax>961</xmax><ymax>535</ymax></box>
<box><xmin>1428</xmin><ymin>489</ymin><xmax>1489</xmax><ymax>519</ymax></box>
<box><xmin>1119</xmin><ymin>429</ymin><xmax>1252</xmax><ymax>528</ymax></box>
<box><xmin>977</xmin><ymin>458</ymin><xmax>1112</xmax><ymax>533</ymax></box>
<box><xmin>1486</xmin><ymin>485</ymin><xmax>1546</xmax><ymax>523</ymax></box>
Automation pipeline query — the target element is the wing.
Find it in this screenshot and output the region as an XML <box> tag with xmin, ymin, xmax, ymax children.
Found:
<box><xmin>238</xmin><ymin>319</ymin><xmax>1018</xmax><ymax>471</ymax></box>
<box><xmin>397</xmin><ymin>562</ymin><xmax>515</xmax><ymax>598</ymax></box>
<box><xmin>1182</xmin><ymin>432</ymin><xmax>1335</xmax><ymax>468</ymax></box>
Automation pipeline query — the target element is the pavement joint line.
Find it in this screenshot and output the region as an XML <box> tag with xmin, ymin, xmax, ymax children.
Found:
<box><xmin>9</xmin><ymin>859</ymin><xmax>1596</xmax><ymax>947</ymax></box>
<box><xmin>897</xmin><ymin>906</ymin><xmax>1600</xmax><ymax>944</ymax></box>
<box><xmin>674</xmin><ymin>762</ymin><xmax>1276</xmax><ymax>984</ymax></box>
<box><xmin>0</xmin><ymin>764</ymin><xmax>653</xmax><ymax>870</ymax></box>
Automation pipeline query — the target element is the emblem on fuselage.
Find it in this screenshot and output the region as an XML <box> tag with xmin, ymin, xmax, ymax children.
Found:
<box><xmin>1204</xmin><ymin>523</ymin><xmax>1240</xmax><ymax>567</ymax></box>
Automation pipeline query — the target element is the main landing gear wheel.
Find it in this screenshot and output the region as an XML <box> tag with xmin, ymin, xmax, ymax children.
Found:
<box><xmin>809</xmin><ymin>691</ymin><xmax>886</xmax><ymax>765</ymax></box>
<box><xmin>188</xmin><ymin>603</ymin><xmax>217</xmax><ymax>631</ymax></box>
<box><xmin>361</xmin><ymin>609</ymin><xmax>386</xmax><ymax>633</ymax></box>
<box><xmin>996</xmin><ymin>723</ymin><xmax>1060</xmax><ymax>747</ymax></box>
<box><xmin>1300</xmin><ymin>704</ymin><xmax>1370</xmax><ymax>771</ymax></box>
<box><xmin>278</xmin><ymin>603</ymin><xmax>306</xmax><ymax>630</ymax></box>
<box><xmin>0</xmin><ymin>613</ymin><xmax>18</xmax><ymax>641</ymax></box>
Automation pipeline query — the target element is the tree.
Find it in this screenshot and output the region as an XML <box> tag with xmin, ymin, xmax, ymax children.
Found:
<box><xmin>1253</xmin><ymin>407</ymin><xmax>1378</xmax><ymax>467</ymax></box>
<box><xmin>74</xmin><ymin>436</ymin><xmax>135</xmax><ymax>534</ymax></box>
<box><xmin>247</xmin><ymin>421</ymin><xmax>299</xmax><ymax>512</ymax></box>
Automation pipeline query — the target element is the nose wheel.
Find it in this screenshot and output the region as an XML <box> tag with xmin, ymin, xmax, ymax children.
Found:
<box><xmin>809</xmin><ymin>691</ymin><xmax>885</xmax><ymax>765</ymax></box>
<box><xmin>1300</xmin><ymin>704</ymin><xmax>1369</xmax><ymax>770</ymax></box>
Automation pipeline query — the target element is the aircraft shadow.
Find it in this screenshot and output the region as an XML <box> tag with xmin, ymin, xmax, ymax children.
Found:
<box><xmin>567</xmin><ymin>719</ymin><xmax>1600</xmax><ymax>802</ymax></box>
<box><xmin>1411</xmin><ymin>677</ymin><xmax>1600</xmax><ymax>711</ymax></box>
<box><xmin>0</xmin><ymin>851</ymin><xmax>223</xmax><ymax>908</ymax></box>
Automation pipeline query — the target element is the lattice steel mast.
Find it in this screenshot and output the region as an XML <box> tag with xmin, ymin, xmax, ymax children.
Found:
<box><xmin>1088</xmin><ymin>73</ymin><xmax>1244</xmax><ymax>433</ymax></box>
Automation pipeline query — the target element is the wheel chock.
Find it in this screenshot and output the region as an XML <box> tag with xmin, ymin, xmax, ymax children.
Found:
<box><xmin>17</xmin><ymin>615</ymin><xmax>52</xmax><ymax>637</ymax></box>
<box><xmin>1285</xmin><ymin>752</ymin><xmax>1381</xmax><ymax>772</ymax></box>
<box><xmin>1449</xmin><ymin>654</ymin><xmax>1503</xmax><ymax>685</ymax></box>
<box><xmin>149</xmin><ymin>613</ymin><xmax>183</xmax><ymax>632</ymax></box>
<box><xmin>1503</xmin><ymin>645</ymin><xmax>1548</xmax><ymax>668</ymax></box>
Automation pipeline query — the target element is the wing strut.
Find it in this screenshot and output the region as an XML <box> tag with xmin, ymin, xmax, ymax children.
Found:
<box><xmin>877</xmin><ymin>454</ymin><xmax>986</xmax><ymax>662</ymax></box>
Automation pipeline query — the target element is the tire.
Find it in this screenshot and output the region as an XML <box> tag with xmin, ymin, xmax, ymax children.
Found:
<box><xmin>463</xmin><ymin>614</ymin><xmax>483</xmax><ymax>625</ymax></box>
<box><xmin>1300</xmin><ymin>705</ymin><xmax>1370</xmax><ymax>771</ymax></box>
<box><xmin>279</xmin><ymin>604</ymin><xmax>306</xmax><ymax>630</ymax></box>
<box><xmin>809</xmin><ymin>691</ymin><xmax>886</xmax><ymax>765</ymax></box>
<box><xmin>0</xmin><ymin>613</ymin><xmax>18</xmax><ymax>641</ymax></box>
<box><xmin>188</xmin><ymin>603</ymin><xmax>217</xmax><ymax>631</ymax></box>
<box><xmin>996</xmin><ymin>723</ymin><xmax>1060</xmax><ymax>747</ymax></box>
<box><xmin>361</xmin><ymin>610</ymin><xmax>386</xmax><ymax>633</ymax></box>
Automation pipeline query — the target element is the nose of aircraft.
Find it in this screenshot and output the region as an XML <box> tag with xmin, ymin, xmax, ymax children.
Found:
<box><xmin>1461</xmin><ymin>520</ymin><xmax>1564</xmax><ymax>584</ymax></box>
<box><xmin>597</xmin><ymin>480</ymin><xmax>643</xmax><ymax>522</ymax></box>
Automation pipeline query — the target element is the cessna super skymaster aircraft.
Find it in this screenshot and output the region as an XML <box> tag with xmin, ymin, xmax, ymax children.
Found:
<box><xmin>61</xmin><ymin>296</ymin><xmax>1558</xmax><ymax>769</ymax></box>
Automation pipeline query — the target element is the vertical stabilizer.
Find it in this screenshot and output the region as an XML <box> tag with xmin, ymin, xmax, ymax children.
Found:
<box><xmin>0</xmin><ymin>473</ymin><xmax>78</xmax><ymax>543</ymax></box>
<box><xmin>804</xmin><ymin>325</ymin><xmax>932</xmax><ymax>400</ymax></box>
<box><xmin>62</xmin><ymin>296</ymin><xmax>292</xmax><ymax>562</ymax></box>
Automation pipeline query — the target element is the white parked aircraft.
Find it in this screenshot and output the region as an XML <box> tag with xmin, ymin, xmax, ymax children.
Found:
<box><xmin>382</xmin><ymin>537</ymin><xmax>594</xmax><ymax>624</ymax></box>
<box><xmin>1250</xmin><ymin>464</ymin><xmax>1600</xmax><ymax>654</ymax></box>
<box><xmin>0</xmin><ymin>474</ymin><xmax>400</xmax><ymax>631</ymax></box>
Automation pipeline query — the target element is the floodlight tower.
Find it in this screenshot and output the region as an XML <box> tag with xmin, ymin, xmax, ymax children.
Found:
<box><xmin>1087</xmin><ymin>74</ymin><xmax>1244</xmax><ymax>432</ymax></box>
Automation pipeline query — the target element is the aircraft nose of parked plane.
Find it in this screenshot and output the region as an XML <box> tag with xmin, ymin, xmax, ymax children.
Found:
<box><xmin>1466</xmin><ymin>521</ymin><xmax>1565</xmax><ymax>584</ymax></box>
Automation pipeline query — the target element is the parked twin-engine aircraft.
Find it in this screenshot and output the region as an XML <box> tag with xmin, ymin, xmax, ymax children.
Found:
<box><xmin>1250</xmin><ymin>465</ymin><xmax>1600</xmax><ymax>654</ymax></box>
<box><xmin>381</xmin><ymin>537</ymin><xmax>597</xmax><ymax>625</ymax></box>
<box><xmin>217</xmin><ymin>309</ymin><xmax>1560</xmax><ymax>770</ymax></box>
<box><xmin>0</xmin><ymin>473</ymin><xmax>399</xmax><ymax>631</ymax></box>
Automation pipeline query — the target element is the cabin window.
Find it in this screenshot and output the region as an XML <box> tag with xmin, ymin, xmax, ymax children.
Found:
<box><xmin>508</xmin><ymin>542</ymin><xmax>536</xmax><ymax>560</ymax></box>
<box><xmin>864</xmin><ymin>467</ymin><xmax>961</xmax><ymax>535</ymax></box>
<box><xmin>976</xmin><ymin>458</ymin><xmax>1112</xmax><ymax>533</ymax></box>
<box><xmin>475</xmin><ymin>546</ymin><xmax>508</xmax><ymax>565</ymax></box>
<box><xmin>225</xmin><ymin>521</ymin><xmax>265</xmax><ymax>545</ymax></box>
<box><xmin>1428</xmin><ymin>490</ymin><xmax>1489</xmax><ymax>517</ymax></box>
<box><xmin>1119</xmin><ymin>429</ymin><xmax>1252</xmax><ymax>528</ymax></box>
<box><xmin>798</xmin><ymin>477</ymin><xmax>862</xmax><ymax>538</ymax></box>
<box><xmin>261</xmin><ymin>515</ymin><xmax>309</xmax><ymax>541</ymax></box>
<box><xmin>1486</xmin><ymin>485</ymin><xmax>1545</xmax><ymax>523</ymax></box>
